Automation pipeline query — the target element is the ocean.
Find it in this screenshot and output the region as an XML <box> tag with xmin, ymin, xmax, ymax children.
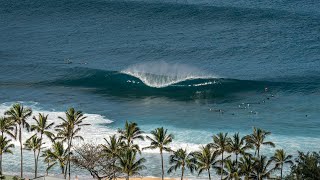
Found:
<box><xmin>1</xmin><ymin>0</ymin><xmax>320</xmax><ymax>178</ymax></box>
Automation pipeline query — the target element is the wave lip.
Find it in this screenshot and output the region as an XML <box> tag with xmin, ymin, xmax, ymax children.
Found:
<box><xmin>121</xmin><ymin>62</ymin><xmax>217</xmax><ymax>88</ymax></box>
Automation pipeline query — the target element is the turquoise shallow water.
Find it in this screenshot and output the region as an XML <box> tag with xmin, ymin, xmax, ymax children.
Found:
<box><xmin>1</xmin><ymin>0</ymin><xmax>320</xmax><ymax>178</ymax></box>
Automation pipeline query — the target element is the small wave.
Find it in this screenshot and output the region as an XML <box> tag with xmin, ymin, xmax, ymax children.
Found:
<box><xmin>121</xmin><ymin>62</ymin><xmax>217</xmax><ymax>88</ymax></box>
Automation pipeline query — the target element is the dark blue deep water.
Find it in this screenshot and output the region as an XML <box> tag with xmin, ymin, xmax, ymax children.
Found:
<box><xmin>1</xmin><ymin>0</ymin><xmax>320</xmax><ymax>178</ymax></box>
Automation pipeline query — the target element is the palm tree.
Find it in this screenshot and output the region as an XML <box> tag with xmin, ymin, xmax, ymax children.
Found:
<box><xmin>286</xmin><ymin>151</ymin><xmax>320</xmax><ymax>179</ymax></box>
<box><xmin>0</xmin><ymin>136</ymin><xmax>14</xmax><ymax>176</ymax></box>
<box><xmin>41</xmin><ymin>149</ymin><xmax>55</xmax><ymax>176</ymax></box>
<box><xmin>5</xmin><ymin>103</ymin><xmax>32</xmax><ymax>178</ymax></box>
<box><xmin>216</xmin><ymin>159</ymin><xmax>240</xmax><ymax>180</ymax></box>
<box><xmin>56</xmin><ymin>107</ymin><xmax>89</xmax><ymax>179</ymax></box>
<box><xmin>102</xmin><ymin>135</ymin><xmax>124</xmax><ymax>180</ymax></box>
<box><xmin>167</xmin><ymin>148</ymin><xmax>196</xmax><ymax>180</ymax></box>
<box><xmin>250</xmin><ymin>155</ymin><xmax>275</xmax><ymax>180</ymax></box>
<box><xmin>245</xmin><ymin>127</ymin><xmax>275</xmax><ymax>157</ymax></box>
<box><xmin>24</xmin><ymin>135</ymin><xmax>42</xmax><ymax>178</ymax></box>
<box><xmin>210</xmin><ymin>132</ymin><xmax>231</xmax><ymax>180</ymax></box>
<box><xmin>229</xmin><ymin>133</ymin><xmax>252</xmax><ymax>166</ymax></box>
<box><xmin>116</xmin><ymin>149</ymin><xmax>146</xmax><ymax>180</ymax></box>
<box><xmin>31</xmin><ymin>113</ymin><xmax>54</xmax><ymax>178</ymax></box>
<box><xmin>143</xmin><ymin>127</ymin><xmax>173</xmax><ymax>180</ymax></box>
<box><xmin>193</xmin><ymin>144</ymin><xmax>220</xmax><ymax>180</ymax></box>
<box><xmin>118</xmin><ymin>121</ymin><xmax>144</xmax><ymax>152</ymax></box>
<box><xmin>271</xmin><ymin>149</ymin><xmax>293</xmax><ymax>179</ymax></box>
<box><xmin>45</xmin><ymin>141</ymin><xmax>67</xmax><ymax>175</ymax></box>
<box><xmin>55</xmin><ymin>125</ymin><xmax>71</xmax><ymax>178</ymax></box>
<box><xmin>0</xmin><ymin>117</ymin><xmax>15</xmax><ymax>138</ymax></box>
<box><xmin>238</xmin><ymin>155</ymin><xmax>254</xmax><ymax>180</ymax></box>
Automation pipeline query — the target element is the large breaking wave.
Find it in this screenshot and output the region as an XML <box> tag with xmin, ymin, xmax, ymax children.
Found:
<box><xmin>41</xmin><ymin>63</ymin><xmax>319</xmax><ymax>101</ymax></box>
<box><xmin>121</xmin><ymin>62</ymin><xmax>216</xmax><ymax>88</ymax></box>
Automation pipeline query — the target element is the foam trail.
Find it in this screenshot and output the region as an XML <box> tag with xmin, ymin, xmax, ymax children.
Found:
<box><xmin>121</xmin><ymin>62</ymin><xmax>217</xmax><ymax>88</ymax></box>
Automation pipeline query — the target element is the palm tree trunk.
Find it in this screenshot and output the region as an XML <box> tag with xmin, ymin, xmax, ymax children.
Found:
<box><xmin>221</xmin><ymin>152</ymin><xmax>224</xmax><ymax>180</ymax></box>
<box><xmin>64</xmin><ymin>138</ymin><xmax>70</xmax><ymax>178</ymax></box>
<box><xmin>0</xmin><ymin>154</ymin><xmax>2</xmax><ymax>176</ymax></box>
<box><xmin>160</xmin><ymin>150</ymin><xmax>164</xmax><ymax>180</ymax></box>
<box><xmin>68</xmin><ymin>138</ymin><xmax>73</xmax><ymax>180</ymax></box>
<box><xmin>61</xmin><ymin>164</ymin><xmax>64</xmax><ymax>174</ymax></box>
<box><xmin>208</xmin><ymin>169</ymin><xmax>211</xmax><ymax>180</ymax></box>
<box><xmin>112</xmin><ymin>160</ymin><xmax>116</xmax><ymax>180</ymax></box>
<box><xmin>235</xmin><ymin>153</ymin><xmax>238</xmax><ymax>167</ymax></box>
<box><xmin>257</xmin><ymin>147</ymin><xmax>260</xmax><ymax>157</ymax></box>
<box><xmin>64</xmin><ymin>162</ymin><xmax>68</xmax><ymax>177</ymax></box>
<box><xmin>34</xmin><ymin>150</ymin><xmax>37</xmax><ymax>178</ymax></box>
<box><xmin>47</xmin><ymin>162</ymin><xmax>49</xmax><ymax>176</ymax></box>
<box><xmin>181</xmin><ymin>166</ymin><xmax>184</xmax><ymax>180</ymax></box>
<box><xmin>35</xmin><ymin>133</ymin><xmax>43</xmax><ymax>178</ymax></box>
<box><xmin>19</xmin><ymin>125</ymin><xmax>23</xmax><ymax>179</ymax></box>
<box><xmin>280</xmin><ymin>164</ymin><xmax>283</xmax><ymax>179</ymax></box>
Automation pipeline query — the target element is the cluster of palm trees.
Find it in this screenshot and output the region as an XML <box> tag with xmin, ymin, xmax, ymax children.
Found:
<box><xmin>0</xmin><ymin>103</ymin><xmax>89</xmax><ymax>180</ymax></box>
<box><xmin>103</xmin><ymin>124</ymin><xmax>293</xmax><ymax>180</ymax></box>
<box><xmin>102</xmin><ymin>121</ymin><xmax>147</xmax><ymax>180</ymax></box>
<box><xmin>0</xmin><ymin>103</ymin><xmax>297</xmax><ymax>180</ymax></box>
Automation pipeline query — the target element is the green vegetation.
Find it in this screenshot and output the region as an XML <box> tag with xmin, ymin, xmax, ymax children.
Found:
<box><xmin>285</xmin><ymin>151</ymin><xmax>320</xmax><ymax>179</ymax></box>
<box><xmin>0</xmin><ymin>103</ymin><xmax>319</xmax><ymax>179</ymax></box>
<box><xmin>23</xmin><ymin>135</ymin><xmax>42</xmax><ymax>178</ymax></box>
<box><xmin>167</xmin><ymin>148</ymin><xmax>196</xmax><ymax>180</ymax></box>
<box><xmin>143</xmin><ymin>127</ymin><xmax>173</xmax><ymax>180</ymax></box>
<box><xmin>5</xmin><ymin>104</ymin><xmax>32</xmax><ymax>178</ymax></box>
<box><xmin>116</xmin><ymin>149</ymin><xmax>146</xmax><ymax>180</ymax></box>
<box><xmin>0</xmin><ymin>136</ymin><xmax>14</xmax><ymax>176</ymax></box>
<box><xmin>210</xmin><ymin>132</ymin><xmax>231</xmax><ymax>180</ymax></box>
<box><xmin>192</xmin><ymin>144</ymin><xmax>219</xmax><ymax>180</ymax></box>
<box><xmin>30</xmin><ymin>113</ymin><xmax>55</xmax><ymax>178</ymax></box>
<box><xmin>56</xmin><ymin>108</ymin><xmax>89</xmax><ymax>179</ymax></box>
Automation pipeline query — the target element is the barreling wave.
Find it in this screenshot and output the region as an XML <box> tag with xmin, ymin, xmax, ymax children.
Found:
<box><xmin>121</xmin><ymin>62</ymin><xmax>216</xmax><ymax>88</ymax></box>
<box><xmin>43</xmin><ymin>64</ymin><xmax>319</xmax><ymax>101</ymax></box>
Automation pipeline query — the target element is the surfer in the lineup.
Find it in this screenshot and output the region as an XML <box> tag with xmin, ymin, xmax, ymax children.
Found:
<box><xmin>64</xmin><ymin>59</ymin><xmax>72</xmax><ymax>64</ymax></box>
<box><xmin>209</xmin><ymin>108</ymin><xmax>224</xmax><ymax>114</ymax></box>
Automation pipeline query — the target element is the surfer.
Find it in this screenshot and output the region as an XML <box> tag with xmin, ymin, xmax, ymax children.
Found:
<box><xmin>249</xmin><ymin>111</ymin><xmax>257</xmax><ymax>114</ymax></box>
<box><xmin>209</xmin><ymin>109</ymin><xmax>224</xmax><ymax>114</ymax></box>
<box><xmin>64</xmin><ymin>58</ymin><xmax>72</xmax><ymax>64</ymax></box>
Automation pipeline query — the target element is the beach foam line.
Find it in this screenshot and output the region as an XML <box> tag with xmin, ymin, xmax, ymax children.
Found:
<box><xmin>1</xmin><ymin>102</ymin><xmax>320</xmax><ymax>155</ymax></box>
<box><xmin>0</xmin><ymin>102</ymin><xmax>203</xmax><ymax>153</ymax></box>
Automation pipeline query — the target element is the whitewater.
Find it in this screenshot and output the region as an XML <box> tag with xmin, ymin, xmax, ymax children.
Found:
<box><xmin>121</xmin><ymin>62</ymin><xmax>217</xmax><ymax>88</ymax></box>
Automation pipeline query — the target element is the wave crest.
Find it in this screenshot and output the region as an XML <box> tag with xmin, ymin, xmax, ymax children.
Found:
<box><xmin>121</xmin><ymin>62</ymin><xmax>216</xmax><ymax>88</ymax></box>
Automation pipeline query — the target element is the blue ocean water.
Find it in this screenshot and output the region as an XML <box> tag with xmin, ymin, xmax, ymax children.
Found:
<box><xmin>1</xmin><ymin>0</ymin><xmax>320</xmax><ymax>178</ymax></box>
